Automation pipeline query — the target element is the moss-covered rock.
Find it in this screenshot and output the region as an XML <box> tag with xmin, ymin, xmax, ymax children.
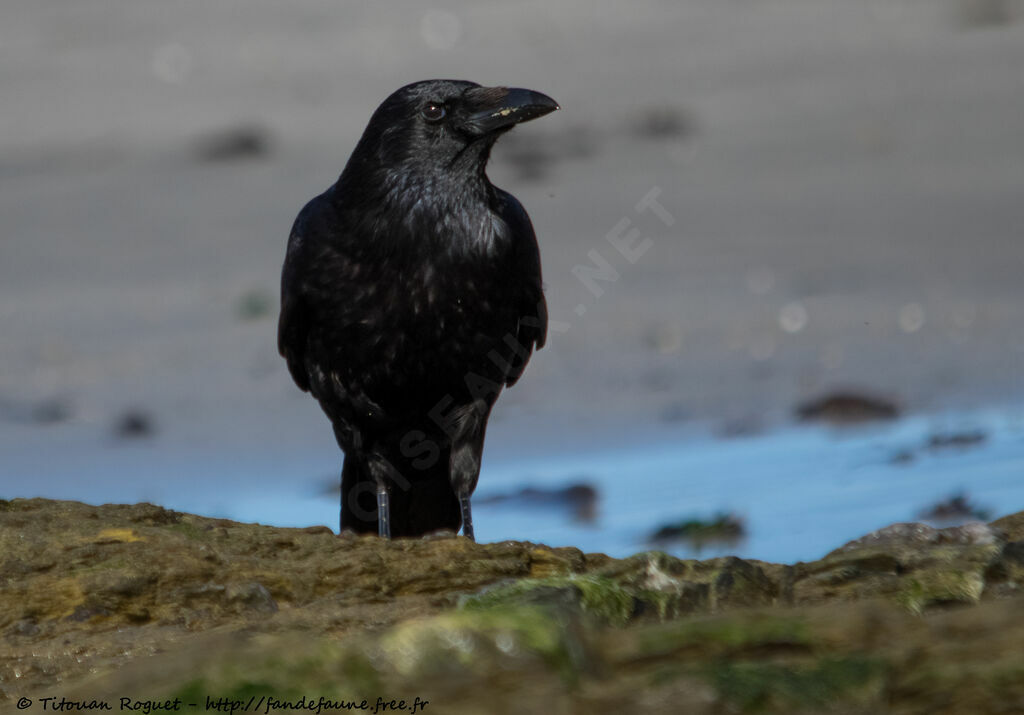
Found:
<box><xmin>4</xmin><ymin>498</ymin><xmax>1024</xmax><ymax>714</ymax></box>
<box><xmin>460</xmin><ymin>574</ymin><xmax>636</xmax><ymax>626</ymax></box>
<box><xmin>792</xmin><ymin>522</ymin><xmax>1005</xmax><ymax>610</ymax></box>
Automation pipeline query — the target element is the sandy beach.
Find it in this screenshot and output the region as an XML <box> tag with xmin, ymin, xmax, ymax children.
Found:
<box><xmin>2</xmin><ymin>0</ymin><xmax>1023</xmax><ymax>551</ymax></box>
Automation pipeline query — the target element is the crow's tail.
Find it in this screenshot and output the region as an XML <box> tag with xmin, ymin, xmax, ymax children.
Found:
<box><xmin>340</xmin><ymin>449</ymin><xmax>460</xmax><ymax>537</ymax></box>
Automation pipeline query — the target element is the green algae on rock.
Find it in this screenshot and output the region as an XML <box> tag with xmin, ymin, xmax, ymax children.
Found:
<box><xmin>460</xmin><ymin>574</ymin><xmax>637</xmax><ymax>626</ymax></box>
<box><xmin>5</xmin><ymin>498</ymin><xmax>1024</xmax><ymax>713</ymax></box>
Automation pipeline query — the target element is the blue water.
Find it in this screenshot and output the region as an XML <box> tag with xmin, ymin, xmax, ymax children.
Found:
<box><xmin>474</xmin><ymin>411</ymin><xmax>1024</xmax><ymax>562</ymax></box>
<box><xmin>4</xmin><ymin>408</ymin><xmax>1023</xmax><ymax>564</ymax></box>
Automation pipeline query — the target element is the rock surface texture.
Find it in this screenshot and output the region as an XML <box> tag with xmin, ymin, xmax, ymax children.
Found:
<box><xmin>3</xmin><ymin>498</ymin><xmax>1024</xmax><ymax>713</ymax></box>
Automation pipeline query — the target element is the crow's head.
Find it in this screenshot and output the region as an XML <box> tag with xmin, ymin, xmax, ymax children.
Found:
<box><xmin>344</xmin><ymin>79</ymin><xmax>559</xmax><ymax>183</ymax></box>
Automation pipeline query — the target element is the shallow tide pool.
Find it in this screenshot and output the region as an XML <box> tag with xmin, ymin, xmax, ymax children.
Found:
<box><xmin>4</xmin><ymin>407</ymin><xmax>1023</xmax><ymax>564</ymax></box>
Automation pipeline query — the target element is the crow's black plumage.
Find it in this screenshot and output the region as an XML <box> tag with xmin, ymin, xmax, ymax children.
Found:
<box><xmin>278</xmin><ymin>80</ymin><xmax>558</xmax><ymax>539</ymax></box>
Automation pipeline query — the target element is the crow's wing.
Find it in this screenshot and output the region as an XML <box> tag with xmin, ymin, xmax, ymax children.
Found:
<box><xmin>277</xmin><ymin>199</ymin><xmax>322</xmax><ymax>394</ymax></box>
<box><xmin>495</xmin><ymin>189</ymin><xmax>548</xmax><ymax>387</ymax></box>
<box><xmin>278</xmin><ymin>262</ymin><xmax>310</xmax><ymax>392</ymax></box>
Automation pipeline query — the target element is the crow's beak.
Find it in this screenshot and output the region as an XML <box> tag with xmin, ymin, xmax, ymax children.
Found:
<box><xmin>464</xmin><ymin>87</ymin><xmax>560</xmax><ymax>135</ymax></box>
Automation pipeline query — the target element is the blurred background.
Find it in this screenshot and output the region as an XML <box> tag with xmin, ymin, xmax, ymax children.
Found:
<box><xmin>2</xmin><ymin>0</ymin><xmax>1023</xmax><ymax>562</ymax></box>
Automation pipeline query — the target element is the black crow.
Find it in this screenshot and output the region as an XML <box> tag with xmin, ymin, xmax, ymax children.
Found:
<box><xmin>278</xmin><ymin>80</ymin><xmax>558</xmax><ymax>539</ymax></box>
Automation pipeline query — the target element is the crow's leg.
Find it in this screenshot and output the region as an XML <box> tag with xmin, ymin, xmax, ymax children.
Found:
<box><xmin>339</xmin><ymin>465</ymin><xmax>346</xmax><ymax>534</ymax></box>
<box><xmin>362</xmin><ymin>451</ymin><xmax>394</xmax><ymax>539</ymax></box>
<box><xmin>450</xmin><ymin>400</ymin><xmax>492</xmax><ymax>541</ymax></box>
<box><xmin>459</xmin><ymin>492</ymin><xmax>475</xmax><ymax>541</ymax></box>
<box><xmin>364</xmin><ymin>449</ymin><xmax>411</xmax><ymax>539</ymax></box>
<box><xmin>376</xmin><ymin>483</ymin><xmax>391</xmax><ymax>539</ymax></box>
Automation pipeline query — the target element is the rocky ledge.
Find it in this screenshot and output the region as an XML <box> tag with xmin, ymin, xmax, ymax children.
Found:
<box><xmin>3</xmin><ymin>498</ymin><xmax>1024</xmax><ymax>714</ymax></box>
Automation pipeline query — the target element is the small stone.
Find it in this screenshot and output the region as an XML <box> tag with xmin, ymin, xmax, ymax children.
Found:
<box><xmin>795</xmin><ymin>391</ymin><xmax>900</xmax><ymax>424</ymax></box>
<box><xmin>194</xmin><ymin>125</ymin><xmax>273</xmax><ymax>162</ymax></box>
<box><xmin>300</xmin><ymin>525</ymin><xmax>334</xmax><ymax>535</ymax></box>
<box><xmin>226</xmin><ymin>582</ymin><xmax>278</xmax><ymax>614</ymax></box>
<box><xmin>115</xmin><ymin>410</ymin><xmax>155</xmax><ymax>439</ymax></box>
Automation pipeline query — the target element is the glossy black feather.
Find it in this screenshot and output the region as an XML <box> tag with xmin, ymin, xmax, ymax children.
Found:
<box><xmin>278</xmin><ymin>79</ymin><xmax>554</xmax><ymax>537</ymax></box>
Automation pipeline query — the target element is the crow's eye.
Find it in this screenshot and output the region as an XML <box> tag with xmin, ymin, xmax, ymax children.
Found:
<box><xmin>421</xmin><ymin>103</ymin><xmax>446</xmax><ymax>122</ymax></box>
